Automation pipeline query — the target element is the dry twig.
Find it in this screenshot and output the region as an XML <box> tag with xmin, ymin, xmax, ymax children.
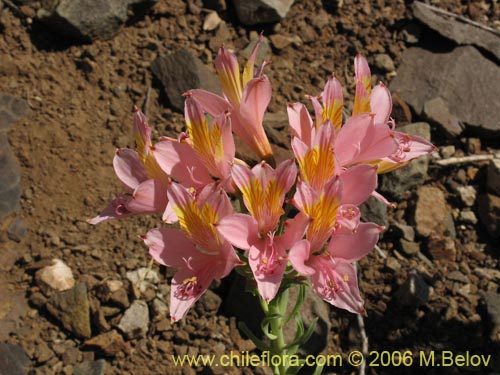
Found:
<box><xmin>142</xmin><ymin>87</ymin><xmax>152</xmax><ymax>116</ymax></box>
<box><xmin>354</xmin><ymin>263</ymin><xmax>368</xmax><ymax>375</ymax></box>
<box><xmin>434</xmin><ymin>153</ymin><xmax>498</xmax><ymax>166</ymax></box>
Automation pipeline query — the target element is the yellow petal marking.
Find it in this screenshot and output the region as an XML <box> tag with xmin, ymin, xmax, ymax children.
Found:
<box><xmin>173</xmin><ymin>199</ymin><xmax>221</xmax><ymax>253</ymax></box>
<box><xmin>297</xmin><ymin>146</ymin><xmax>335</xmax><ymax>191</ymax></box>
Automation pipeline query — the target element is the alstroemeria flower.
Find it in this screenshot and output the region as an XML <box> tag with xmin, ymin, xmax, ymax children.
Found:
<box><xmin>89</xmin><ymin>109</ymin><xmax>170</xmax><ymax>224</ymax></box>
<box><xmin>292</xmin><ymin>165</ymin><xmax>377</xmax><ymax>251</ymax></box>
<box><xmin>291</xmin><ymin>121</ymin><xmax>338</xmax><ymax>192</ymax></box>
<box><xmin>143</xmin><ymin>182</ymin><xmax>241</xmax><ymax>321</ymax></box>
<box><xmin>289</xmin><ymin>219</ymin><xmax>382</xmax><ymax>315</ymax></box>
<box><xmin>185</xmin><ymin>95</ymin><xmax>234</xmax><ymax>179</ymax></box>
<box><xmin>307</xmin><ymin>74</ymin><xmax>344</xmax><ymax>131</ymax></box>
<box><xmin>351</xmin><ymin>56</ymin><xmax>436</xmax><ymax>172</ymax></box>
<box><xmin>216</xmin><ymin>160</ymin><xmax>307</xmax><ymax>301</ymax></box>
<box><xmin>189</xmin><ymin>37</ymin><xmax>274</xmax><ymax>162</ymax></box>
<box><xmin>352</xmin><ymin>54</ymin><xmax>372</xmax><ymax>116</ymax></box>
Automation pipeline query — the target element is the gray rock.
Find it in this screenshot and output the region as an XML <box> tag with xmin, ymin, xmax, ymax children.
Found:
<box><xmin>0</xmin><ymin>94</ymin><xmax>28</xmax><ymax>221</ymax></box>
<box><xmin>427</xmin><ymin>235</ymin><xmax>456</xmax><ymax>262</ymax></box>
<box><xmin>233</xmin><ymin>0</ymin><xmax>294</xmax><ymax>25</ymax></box>
<box><xmin>394</xmin><ymin>269</ymin><xmax>430</xmax><ymax>307</ymax></box>
<box><xmin>399</xmin><ymin>239</ymin><xmax>420</xmax><ymax>256</ymax></box>
<box><xmin>360</xmin><ymin>196</ymin><xmax>388</xmax><ymax>228</ymax></box>
<box><xmin>373</xmin><ymin>53</ymin><xmax>395</xmax><ymax>72</ymax></box>
<box><xmin>118</xmin><ymin>300</ymin><xmax>149</xmax><ymax>339</ymax></box>
<box><xmin>0</xmin><ymin>342</ymin><xmax>31</xmax><ymax>375</ymax></box>
<box><xmin>414</xmin><ymin>185</ymin><xmax>455</xmax><ymax>238</ymax></box>
<box><xmin>412</xmin><ymin>1</ymin><xmax>500</xmax><ymax>62</ymax></box>
<box><xmin>487</xmin><ymin>159</ymin><xmax>500</xmax><ymax>195</ymax></box>
<box><xmin>46</xmin><ymin>283</ymin><xmax>91</xmax><ymax>339</ymax></box>
<box><xmin>391</xmin><ymin>222</ymin><xmax>415</xmax><ymax>242</ymax></box>
<box><xmin>478</xmin><ymin>194</ymin><xmax>500</xmax><ymax>238</ymax></box>
<box><xmin>399</xmin><ymin>22</ymin><xmax>421</xmax><ymax>44</ymax></box>
<box><xmin>7</xmin><ymin>216</ymin><xmax>28</xmax><ymax>242</ymax></box>
<box><xmin>0</xmin><ymin>94</ymin><xmax>28</xmax><ymax>131</ymax></box>
<box><xmin>422</xmin><ymin>97</ymin><xmax>463</xmax><ymax>138</ymax></box>
<box><xmin>456</xmin><ymin>185</ymin><xmax>477</xmax><ymax>207</ymax></box>
<box><xmin>379</xmin><ymin>122</ymin><xmax>431</xmax><ymax>199</ymax></box>
<box><xmin>36</xmin><ymin>0</ymin><xmax>154</xmax><ymax>42</ymax></box>
<box><xmin>458</xmin><ymin>210</ymin><xmax>478</xmax><ymax>225</ymax></box>
<box><xmin>390</xmin><ymin>46</ymin><xmax>500</xmax><ymax>137</ymax></box>
<box><xmin>440</xmin><ymin>145</ymin><xmax>455</xmax><ymax>159</ymax></box>
<box><xmin>151</xmin><ymin>298</ymin><xmax>168</xmax><ymax>320</ymax></box>
<box><xmin>74</xmin><ymin>359</ymin><xmax>106</xmax><ymax>375</ymax></box>
<box><xmin>151</xmin><ymin>49</ymin><xmax>221</xmax><ymax>112</ymax></box>
<box><xmin>483</xmin><ymin>292</ymin><xmax>500</xmax><ymax>345</ymax></box>
<box><xmin>198</xmin><ymin>289</ymin><xmax>222</xmax><ymax>314</ymax></box>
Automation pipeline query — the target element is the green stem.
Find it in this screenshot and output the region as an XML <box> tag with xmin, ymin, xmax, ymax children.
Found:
<box><xmin>268</xmin><ymin>302</ymin><xmax>287</xmax><ymax>375</ymax></box>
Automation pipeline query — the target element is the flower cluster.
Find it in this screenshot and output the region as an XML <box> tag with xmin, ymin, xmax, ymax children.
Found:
<box><xmin>90</xmin><ymin>40</ymin><xmax>434</xmax><ymax>321</ymax></box>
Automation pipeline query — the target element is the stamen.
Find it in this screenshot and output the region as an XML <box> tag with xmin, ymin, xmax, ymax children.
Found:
<box><xmin>174</xmin><ymin>276</ymin><xmax>202</xmax><ymax>300</ymax></box>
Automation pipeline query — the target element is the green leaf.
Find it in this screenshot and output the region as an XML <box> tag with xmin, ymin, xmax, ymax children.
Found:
<box><xmin>237</xmin><ymin>321</ymin><xmax>269</xmax><ymax>352</ymax></box>
<box><xmin>297</xmin><ymin>317</ymin><xmax>318</xmax><ymax>347</ymax></box>
<box><xmin>260</xmin><ymin>315</ymin><xmax>280</xmax><ymax>340</ymax></box>
<box><xmin>284</xmin><ymin>284</ymin><xmax>306</xmax><ymax>325</ymax></box>
<box><xmin>311</xmin><ymin>363</ymin><xmax>324</xmax><ymax>375</ymax></box>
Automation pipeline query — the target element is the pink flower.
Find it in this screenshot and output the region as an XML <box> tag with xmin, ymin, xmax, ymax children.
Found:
<box><xmin>189</xmin><ymin>37</ymin><xmax>274</xmax><ymax>162</ymax></box>
<box><xmin>292</xmin><ymin>167</ymin><xmax>377</xmax><ymax>252</ymax></box>
<box><xmin>216</xmin><ymin>160</ymin><xmax>307</xmax><ymax>301</ymax></box>
<box><xmin>143</xmin><ymin>182</ymin><xmax>241</xmax><ymax>321</ymax></box>
<box><xmin>88</xmin><ymin>109</ymin><xmax>170</xmax><ymax>224</ymax></box>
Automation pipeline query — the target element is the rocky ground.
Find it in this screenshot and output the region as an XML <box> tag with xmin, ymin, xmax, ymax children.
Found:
<box><xmin>0</xmin><ymin>0</ymin><xmax>499</xmax><ymax>374</ymax></box>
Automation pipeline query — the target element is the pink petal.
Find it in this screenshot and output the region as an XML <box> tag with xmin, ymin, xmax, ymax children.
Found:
<box><xmin>370</xmin><ymin>83</ymin><xmax>392</xmax><ymax>125</ymax></box>
<box><xmin>326</xmin><ymin>260</ymin><xmax>366</xmax><ymax>315</ymax></box>
<box><xmin>237</xmin><ymin>76</ymin><xmax>273</xmax><ymax>158</ymax></box>
<box><xmin>251</xmin><ymin>161</ymin><xmax>273</xmax><ymax>191</ymax></box>
<box><xmin>189</xmin><ymin>89</ymin><xmax>231</xmax><ymax>116</ymax></box>
<box><xmin>321</xmin><ymin>75</ymin><xmax>343</xmax><ymax>129</ymax></box>
<box><xmin>292</xmin><ymin>180</ymin><xmax>319</xmax><ymax>213</ymax></box>
<box><xmin>289</xmin><ymin>240</ymin><xmax>315</xmax><ymax>276</ymax></box>
<box><xmin>217</xmin><ymin>214</ymin><xmax>260</xmax><ymax>250</ymax></box>
<box><xmin>153</xmin><ymin>139</ymin><xmax>212</xmax><ymax>188</ymax></box>
<box><xmin>214</xmin><ymin>46</ymin><xmax>242</xmax><ymax>106</ymax></box>
<box><xmin>354</xmin><ymin>54</ymin><xmax>371</xmax><ymax>83</ymax></box>
<box><xmin>327</xmin><ymin>222</ymin><xmax>383</xmax><ymax>262</ymax></box>
<box><xmin>334</xmin><ymin>113</ymin><xmax>374</xmax><ymax>166</ymax></box>
<box><xmin>231</xmin><ymin>163</ymin><xmax>254</xmax><ymax>194</ymax></box>
<box><xmin>170</xmin><ymin>267</ymin><xmax>209</xmax><ymax>322</ymax></box>
<box><xmin>291</xmin><ymin>136</ymin><xmax>309</xmax><ymax>163</ymax></box>
<box><xmin>277</xmin><ymin>212</ymin><xmax>310</xmax><ymax>250</ymax></box>
<box><xmin>162</xmin><ymin>201</ymin><xmax>178</xmax><ymax>223</ymax></box>
<box><xmin>248</xmin><ymin>244</ymin><xmax>284</xmax><ymax>302</ymax></box>
<box><xmin>200</xmin><ymin>183</ymin><xmax>233</xmax><ymax>219</ymax></box>
<box><xmin>217</xmin><ymin>241</ymin><xmax>244</xmax><ymax>278</ymax></box>
<box><xmin>133</xmin><ymin>108</ymin><xmax>152</xmax><ymax>155</ymax></box>
<box><xmin>216</xmin><ymin>113</ymin><xmax>235</xmax><ymax>179</ymax></box>
<box><xmin>126</xmin><ymin>179</ymin><xmax>168</xmax><ymax>213</ymax></box>
<box><xmin>391</xmin><ymin>132</ymin><xmax>435</xmax><ymax>161</ymax></box>
<box><xmin>275</xmin><ymin>159</ymin><xmax>297</xmax><ymax>194</ymax></box>
<box><xmin>143</xmin><ymin>228</ymin><xmax>198</xmax><ymax>267</ymax></box>
<box><xmin>287</xmin><ymin>102</ymin><xmax>314</xmax><ymax>147</ymax></box>
<box><xmin>338</xmin><ymin>165</ymin><xmax>377</xmax><ymax>206</ymax></box>
<box><xmin>308</xmin><ymin>95</ymin><xmax>323</xmax><ymax>128</ymax></box>
<box><xmin>334</xmin><ymin>204</ymin><xmax>360</xmax><ymax>234</ymax></box>
<box><xmin>355</xmin><ymin>122</ymin><xmax>398</xmax><ymax>162</ymax></box>
<box><xmin>87</xmin><ymin>194</ymin><xmax>134</xmax><ymax>224</ymax></box>
<box><xmin>113</xmin><ymin>148</ymin><xmax>148</xmax><ymax>191</ymax></box>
